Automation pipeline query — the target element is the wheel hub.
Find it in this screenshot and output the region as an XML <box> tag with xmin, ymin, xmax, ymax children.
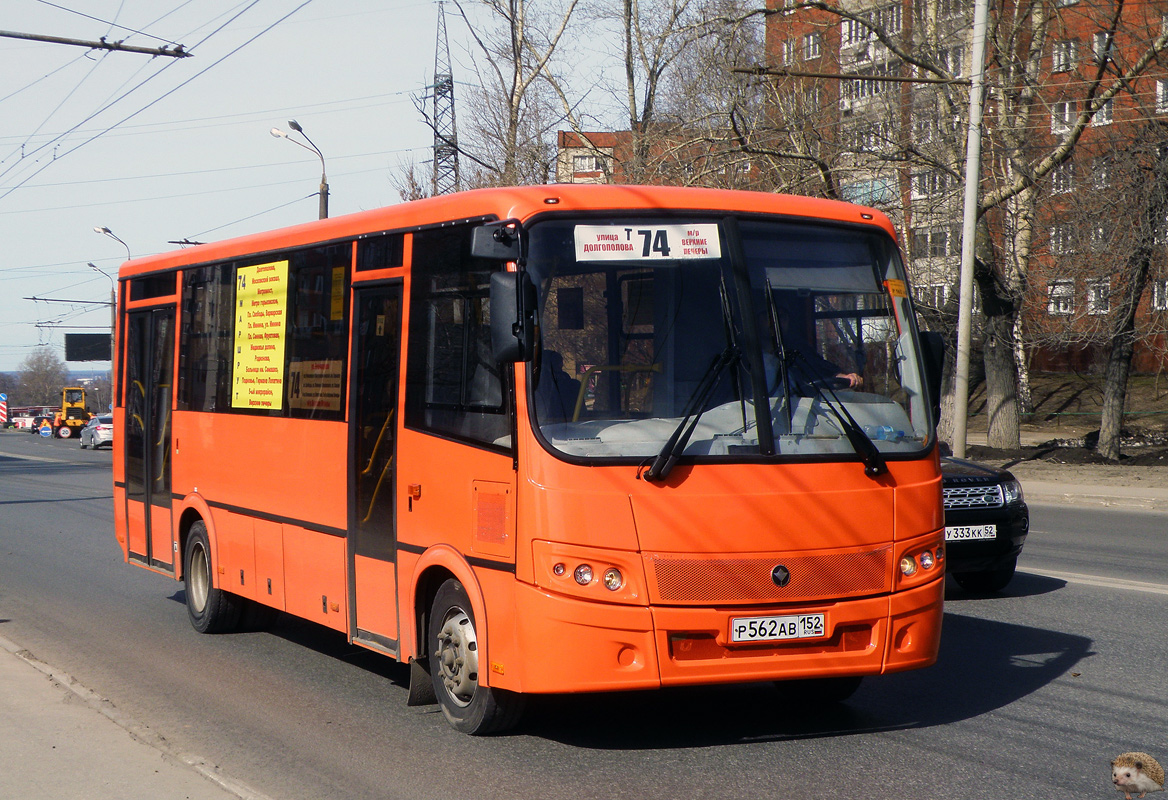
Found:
<box><xmin>435</xmin><ymin>608</ymin><xmax>479</xmax><ymax>707</ymax></box>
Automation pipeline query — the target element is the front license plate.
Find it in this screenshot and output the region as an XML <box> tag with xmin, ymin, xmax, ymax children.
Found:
<box><xmin>730</xmin><ymin>613</ymin><xmax>825</xmax><ymax>643</ymax></box>
<box><xmin>945</xmin><ymin>523</ymin><xmax>998</xmax><ymax>541</ymax></box>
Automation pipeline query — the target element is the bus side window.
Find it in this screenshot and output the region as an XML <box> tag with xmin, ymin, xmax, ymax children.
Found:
<box><xmin>405</xmin><ymin>224</ymin><xmax>512</xmax><ymax>450</ymax></box>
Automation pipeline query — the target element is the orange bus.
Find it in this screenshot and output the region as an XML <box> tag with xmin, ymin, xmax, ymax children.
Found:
<box><xmin>113</xmin><ymin>184</ymin><xmax>946</xmax><ymax>734</ymax></box>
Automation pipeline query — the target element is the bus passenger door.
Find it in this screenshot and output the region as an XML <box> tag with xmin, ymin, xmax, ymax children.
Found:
<box><xmin>349</xmin><ymin>284</ymin><xmax>402</xmax><ymax>653</ymax></box>
<box><xmin>123</xmin><ymin>307</ymin><xmax>175</xmax><ymax>572</ymax></box>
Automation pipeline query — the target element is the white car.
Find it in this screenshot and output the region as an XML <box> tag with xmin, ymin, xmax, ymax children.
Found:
<box><xmin>79</xmin><ymin>415</ymin><xmax>114</xmax><ymax>449</ymax></box>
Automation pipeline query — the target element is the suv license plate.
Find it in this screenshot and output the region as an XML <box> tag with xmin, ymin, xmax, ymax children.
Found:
<box><xmin>945</xmin><ymin>524</ymin><xmax>997</xmax><ymax>541</ymax></box>
<box><xmin>730</xmin><ymin>613</ymin><xmax>825</xmax><ymax>643</ymax></box>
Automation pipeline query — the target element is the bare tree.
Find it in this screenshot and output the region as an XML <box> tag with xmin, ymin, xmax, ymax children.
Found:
<box><xmin>18</xmin><ymin>347</ymin><xmax>69</xmax><ymax>406</ymax></box>
<box><xmin>1029</xmin><ymin>120</ymin><xmax>1168</xmax><ymax>459</ymax></box>
<box><xmin>451</xmin><ymin>0</ymin><xmax>582</xmax><ymax>187</ymax></box>
<box><xmin>749</xmin><ymin>0</ymin><xmax>1168</xmax><ymax>448</ymax></box>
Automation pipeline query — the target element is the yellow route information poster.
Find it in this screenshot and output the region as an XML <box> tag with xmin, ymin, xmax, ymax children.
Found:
<box><xmin>233</xmin><ymin>260</ymin><xmax>289</xmax><ymax>410</ymax></box>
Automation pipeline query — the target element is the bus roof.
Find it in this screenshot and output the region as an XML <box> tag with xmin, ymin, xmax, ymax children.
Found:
<box><xmin>117</xmin><ymin>184</ymin><xmax>897</xmax><ymax>278</ymax></box>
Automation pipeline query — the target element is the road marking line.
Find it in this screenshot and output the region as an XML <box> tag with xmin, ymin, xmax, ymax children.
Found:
<box><xmin>1024</xmin><ymin>568</ymin><xmax>1168</xmax><ymax>596</ymax></box>
<box><xmin>0</xmin><ymin>451</ymin><xmax>70</xmax><ymax>464</ymax></box>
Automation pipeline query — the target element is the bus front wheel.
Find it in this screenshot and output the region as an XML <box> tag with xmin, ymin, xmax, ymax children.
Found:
<box><xmin>184</xmin><ymin>521</ymin><xmax>242</xmax><ymax>634</ymax></box>
<box><xmin>427</xmin><ymin>579</ymin><xmax>524</xmax><ymax>735</ymax></box>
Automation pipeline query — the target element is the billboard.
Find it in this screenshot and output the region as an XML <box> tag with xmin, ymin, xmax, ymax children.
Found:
<box><xmin>65</xmin><ymin>333</ymin><xmax>112</xmax><ymax>361</ymax></box>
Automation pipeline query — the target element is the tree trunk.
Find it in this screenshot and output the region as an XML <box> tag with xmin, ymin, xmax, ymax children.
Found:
<box><xmin>1013</xmin><ymin>315</ymin><xmax>1033</xmax><ymax>419</ymax></box>
<box><xmin>1096</xmin><ymin>144</ymin><xmax>1166</xmax><ymax>459</ymax></box>
<box><xmin>982</xmin><ymin>313</ymin><xmax>1020</xmax><ymax>448</ymax></box>
<box><xmin>1098</xmin><ymin>328</ymin><xmax>1135</xmax><ymax>460</ymax></box>
<box><xmin>974</xmin><ymin>216</ymin><xmax>1022</xmax><ymax>449</ymax></box>
<box><xmin>1097</xmin><ymin>251</ymin><xmax>1153</xmax><ymax>459</ymax></box>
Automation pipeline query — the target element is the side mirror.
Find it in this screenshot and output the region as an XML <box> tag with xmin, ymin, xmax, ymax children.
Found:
<box><xmin>918</xmin><ymin>330</ymin><xmax>945</xmax><ymax>426</ymax></box>
<box><xmin>490</xmin><ymin>271</ymin><xmax>537</xmax><ymax>362</ymax></box>
<box><xmin>472</xmin><ymin>220</ymin><xmax>523</xmax><ymax>262</ymax></box>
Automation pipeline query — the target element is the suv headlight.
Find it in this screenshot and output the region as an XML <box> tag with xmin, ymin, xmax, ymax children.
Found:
<box><xmin>1002</xmin><ymin>479</ymin><xmax>1024</xmax><ymax>505</ymax></box>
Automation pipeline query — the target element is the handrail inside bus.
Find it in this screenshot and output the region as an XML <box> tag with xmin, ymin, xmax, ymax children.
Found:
<box><xmin>361</xmin><ymin>411</ymin><xmax>395</xmax><ymax>477</ymax></box>
<box><xmin>571</xmin><ymin>363</ymin><xmax>663</xmax><ymax>422</ymax></box>
<box><xmin>361</xmin><ymin>455</ymin><xmax>394</xmax><ymax>524</ymax></box>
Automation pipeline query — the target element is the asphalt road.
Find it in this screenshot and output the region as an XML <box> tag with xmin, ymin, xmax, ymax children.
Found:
<box><xmin>1</xmin><ymin>429</ymin><xmax>1165</xmax><ymax>800</ymax></box>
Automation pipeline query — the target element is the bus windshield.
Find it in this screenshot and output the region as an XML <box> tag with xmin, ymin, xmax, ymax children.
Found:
<box><xmin>526</xmin><ymin>215</ymin><xmax>932</xmax><ymax>462</ymax></box>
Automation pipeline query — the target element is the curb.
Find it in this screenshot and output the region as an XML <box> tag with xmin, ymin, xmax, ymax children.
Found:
<box><xmin>1017</xmin><ymin>480</ymin><xmax>1168</xmax><ymax>512</ymax></box>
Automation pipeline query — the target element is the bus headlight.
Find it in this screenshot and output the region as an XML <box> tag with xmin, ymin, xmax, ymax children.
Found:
<box><xmin>532</xmin><ymin>541</ymin><xmax>645</xmax><ymax>605</ymax></box>
<box><xmin>895</xmin><ymin>536</ymin><xmax>945</xmax><ymax>590</ymax></box>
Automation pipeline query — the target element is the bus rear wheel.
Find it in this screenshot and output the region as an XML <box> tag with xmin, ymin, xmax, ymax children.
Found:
<box><xmin>184</xmin><ymin>521</ymin><xmax>242</xmax><ymax>633</ymax></box>
<box><xmin>427</xmin><ymin>579</ymin><xmax>524</xmax><ymax>735</ymax></box>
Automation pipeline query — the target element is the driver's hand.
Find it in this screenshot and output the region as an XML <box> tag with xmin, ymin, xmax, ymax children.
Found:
<box><xmin>838</xmin><ymin>373</ymin><xmax>863</xmax><ymax>389</ymax></box>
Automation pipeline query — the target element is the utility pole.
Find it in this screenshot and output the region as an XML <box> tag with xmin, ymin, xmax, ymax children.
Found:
<box><xmin>951</xmin><ymin>0</ymin><xmax>991</xmax><ymax>458</ymax></box>
<box><xmin>431</xmin><ymin>1</ymin><xmax>460</xmax><ymax>195</ymax></box>
<box><xmin>0</xmin><ymin>30</ymin><xmax>190</xmax><ymax>58</ymax></box>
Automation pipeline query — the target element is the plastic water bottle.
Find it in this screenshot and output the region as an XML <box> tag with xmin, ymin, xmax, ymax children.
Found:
<box><xmin>864</xmin><ymin>425</ymin><xmax>901</xmax><ymax>440</ymax></box>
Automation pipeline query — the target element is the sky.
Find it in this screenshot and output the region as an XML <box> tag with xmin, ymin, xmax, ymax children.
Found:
<box><xmin>0</xmin><ymin>0</ymin><xmax>447</xmax><ymax>373</ymax></box>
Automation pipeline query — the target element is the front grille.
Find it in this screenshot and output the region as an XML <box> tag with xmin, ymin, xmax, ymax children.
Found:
<box><xmin>647</xmin><ymin>546</ymin><xmax>892</xmax><ymax>604</ymax></box>
<box><xmin>943</xmin><ymin>484</ymin><xmax>1003</xmax><ymax>510</ymax></box>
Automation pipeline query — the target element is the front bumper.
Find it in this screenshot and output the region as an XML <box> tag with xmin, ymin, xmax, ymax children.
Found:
<box><xmin>509</xmin><ymin>575</ymin><xmax>944</xmax><ymax>694</ymax></box>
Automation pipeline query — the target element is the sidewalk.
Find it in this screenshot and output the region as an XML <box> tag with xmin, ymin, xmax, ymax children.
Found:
<box><xmin>0</xmin><ymin>634</ymin><xmax>267</xmax><ymax>800</ymax></box>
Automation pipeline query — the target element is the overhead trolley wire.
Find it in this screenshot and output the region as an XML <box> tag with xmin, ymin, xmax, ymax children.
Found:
<box><xmin>0</xmin><ymin>0</ymin><xmax>315</xmax><ymax>202</ymax></box>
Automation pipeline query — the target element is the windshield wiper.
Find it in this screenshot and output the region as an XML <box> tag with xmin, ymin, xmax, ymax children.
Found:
<box><xmin>786</xmin><ymin>350</ymin><xmax>887</xmax><ymax>478</ymax></box>
<box><xmin>643</xmin><ymin>347</ymin><xmax>738</xmax><ymax>482</ymax></box>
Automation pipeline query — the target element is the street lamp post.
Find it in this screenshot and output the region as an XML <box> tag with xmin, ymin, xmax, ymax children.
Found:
<box><xmin>88</xmin><ymin>263</ymin><xmax>116</xmax><ymax>366</ymax></box>
<box><xmin>271</xmin><ymin>119</ymin><xmax>329</xmax><ymax>219</ymax></box>
<box><xmin>93</xmin><ymin>226</ymin><xmax>131</xmax><ymax>260</ymax></box>
<box><xmin>92</xmin><ymin>227</ymin><xmax>129</xmax><ymax>374</ymax></box>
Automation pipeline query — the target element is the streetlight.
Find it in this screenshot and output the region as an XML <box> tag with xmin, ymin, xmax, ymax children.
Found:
<box><xmin>271</xmin><ymin>119</ymin><xmax>329</xmax><ymax>219</ymax></box>
<box><xmin>93</xmin><ymin>226</ymin><xmax>131</xmax><ymax>260</ymax></box>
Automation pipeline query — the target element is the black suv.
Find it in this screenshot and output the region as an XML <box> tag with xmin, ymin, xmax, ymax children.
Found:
<box><xmin>941</xmin><ymin>456</ymin><xmax>1029</xmax><ymax>593</ymax></box>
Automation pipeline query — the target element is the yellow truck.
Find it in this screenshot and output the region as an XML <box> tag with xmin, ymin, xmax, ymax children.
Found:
<box><xmin>49</xmin><ymin>387</ymin><xmax>92</xmax><ymax>439</ymax></box>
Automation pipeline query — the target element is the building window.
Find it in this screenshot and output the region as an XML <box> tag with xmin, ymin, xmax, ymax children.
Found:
<box><xmin>1093</xmin><ymin>32</ymin><xmax>1116</xmax><ymax>62</ymax></box>
<box><xmin>1051</xmin><ymin>162</ymin><xmax>1074</xmax><ymax>194</ymax></box>
<box><xmin>914</xmin><ymin>282</ymin><xmax>952</xmax><ymax>310</ymax></box>
<box><xmin>1093</xmin><ymin>99</ymin><xmax>1113</xmax><ymax>125</ymax></box>
<box><xmin>803</xmin><ymin>86</ymin><xmax>823</xmax><ymax>112</ymax></box>
<box><xmin>841</xmin><ymin>3</ymin><xmax>901</xmax><ymax>47</ymax></box>
<box><xmin>1158</xmin><ymin>80</ymin><xmax>1168</xmax><ymax>114</ymax></box>
<box><xmin>782</xmin><ymin>38</ymin><xmax>797</xmax><ymax>64</ymax></box>
<box><xmin>1086</xmin><ymin>279</ymin><xmax>1110</xmax><ymax>315</ymax></box>
<box><xmin>912</xmin><ymin>225</ymin><xmax>958</xmax><ymax>259</ymax></box>
<box><xmin>803</xmin><ymin>32</ymin><xmax>822</xmax><ymax>60</ymax></box>
<box><xmin>1055</xmin><ymin>0</ymin><xmax>1078</xmax><ymax>7</ymax></box>
<box><xmin>940</xmin><ymin>45</ymin><xmax>965</xmax><ymax>77</ymax></box>
<box><xmin>1153</xmin><ymin>280</ymin><xmax>1168</xmax><ymax>311</ymax></box>
<box><xmin>840</xmin><ymin>177</ymin><xmax>896</xmax><ymax>205</ymax></box>
<box><xmin>573</xmin><ymin>154</ymin><xmax>600</xmax><ymax>172</ymax></box>
<box><xmin>1052</xmin><ymin>40</ymin><xmax>1077</xmax><ymax>72</ymax></box>
<box><xmin>911</xmin><ymin>170</ymin><xmax>955</xmax><ymax>199</ymax></box>
<box><xmin>913</xmin><ymin>114</ymin><xmax>937</xmax><ymax>143</ymax></box>
<box><xmin>1090</xmin><ymin>224</ymin><xmax>1108</xmax><ymax>251</ymax></box>
<box><xmin>841</xmin><ymin>60</ymin><xmax>900</xmax><ymax>108</ymax></box>
<box><xmin>1050</xmin><ymin>222</ymin><xmax>1075</xmax><ymax>255</ymax></box>
<box><xmin>1047</xmin><ymin>280</ymin><xmax>1075</xmax><ymax>315</ymax></box>
<box><xmin>1093</xmin><ymin>156</ymin><xmax>1112</xmax><ymax>187</ymax></box>
<box><xmin>1052</xmin><ymin>101</ymin><xmax>1075</xmax><ymax>133</ymax></box>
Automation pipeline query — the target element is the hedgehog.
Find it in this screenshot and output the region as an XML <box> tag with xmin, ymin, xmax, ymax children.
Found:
<box><xmin>1112</xmin><ymin>752</ymin><xmax>1165</xmax><ymax>800</ymax></box>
